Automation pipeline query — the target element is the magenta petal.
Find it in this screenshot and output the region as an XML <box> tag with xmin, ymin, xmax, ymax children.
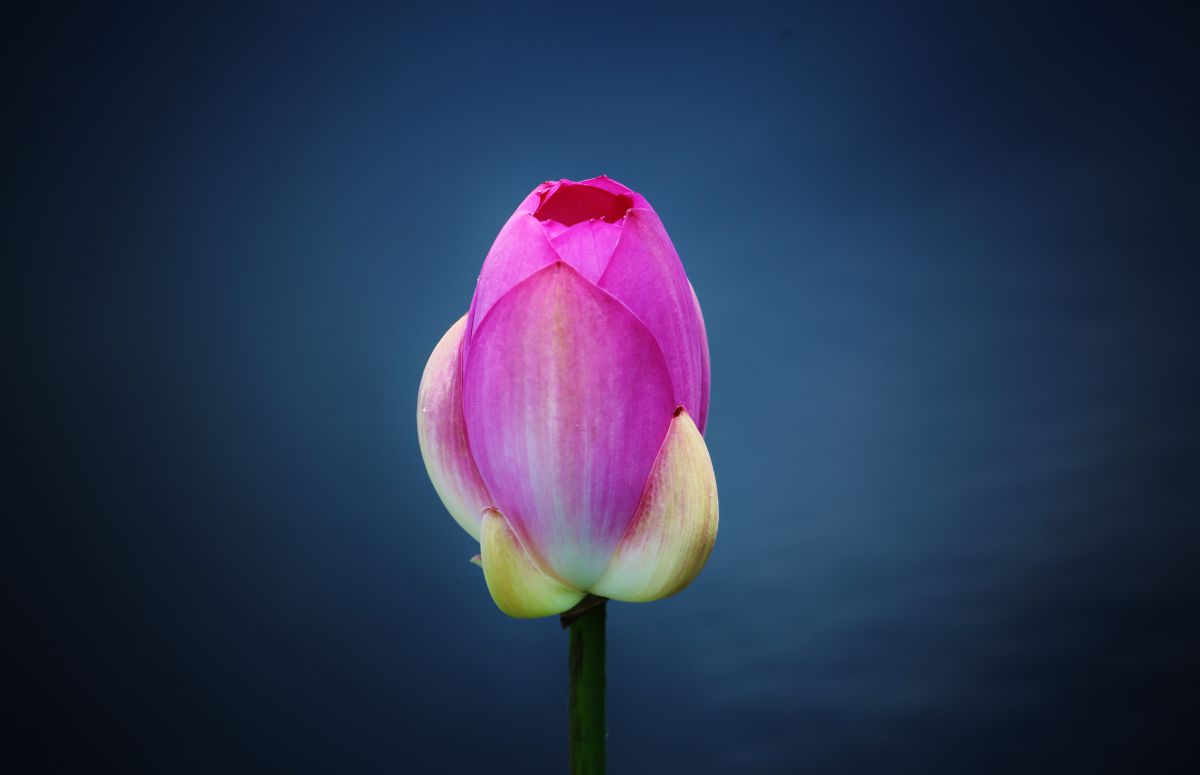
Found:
<box><xmin>549</xmin><ymin>219</ymin><xmax>624</xmax><ymax>282</ymax></box>
<box><xmin>462</xmin><ymin>262</ymin><xmax>676</xmax><ymax>590</ymax></box>
<box><xmin>690</xmin><ymin>281</ymin><xmax>711</xmax><ymax>435</ymax></box>
<box><xmin>469</xmin><ymin>213</ymin><xmax>560</xmax><ymax>339</ymax></box>
<box><xmin>599</xmin><ymin>208</ymin><xmax>710</xmax><ymax>432</ymax></box>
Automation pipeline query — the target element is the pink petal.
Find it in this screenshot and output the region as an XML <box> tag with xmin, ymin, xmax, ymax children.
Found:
<box><xmin>462</xmin><ymin>262</ymin><xmax>676</xmax><ymax>590</ymax></box>
<box><xmin>690</xmin><ymin>280</ymin><xmax>712</xmax><ymax>435</ymax></box>
<box><xmin>467</xmin><ymin>179</ymin><xmax>654</xmax><ymax>341</ymax></box>
<box><xmin>599</xmin><ymin>208</ymin><xmax>710</xmax><ymax>432</ymax></box>
<box><xmin>468</xmin><ymin>212</ymin><xmax>560</xmax><ymax>340</ymax></box>
<box><xmin>416</xmin><ymin>315</ymin><xmax>493</xmax><ymax>541</ymax></box>
<box><xmin>549</xmin><ymin>218</ymin><xmax>624</xmax><ymax>282</ymax></box>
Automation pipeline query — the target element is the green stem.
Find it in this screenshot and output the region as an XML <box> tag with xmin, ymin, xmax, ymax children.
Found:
<box><xmin>565</xmin><ymin>596</ymin><xmax>606</xmax><ymax>775</ymax></box>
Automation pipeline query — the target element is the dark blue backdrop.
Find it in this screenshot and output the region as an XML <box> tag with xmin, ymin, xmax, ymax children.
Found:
<box><xmin>14</xmin><ymin>2</ymin><xmax>1199</xmax><ymax>773</ymax></box>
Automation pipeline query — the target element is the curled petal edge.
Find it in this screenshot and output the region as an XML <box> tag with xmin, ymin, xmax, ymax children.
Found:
<box><xmin>590</xmin><ymin>408</ymin><xmax>719</xmax><ymax>603</ymax></box>
<box><xmin>481</xmin><ymin>508</ymin><xmax>586</xmax><ymax>619</ymax></box>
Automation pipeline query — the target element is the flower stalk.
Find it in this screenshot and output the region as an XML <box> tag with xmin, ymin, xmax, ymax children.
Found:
<box><xmin>564</xmin><ymin>596</ymin><xmax>606</xmax><ymax>775</ymax></box>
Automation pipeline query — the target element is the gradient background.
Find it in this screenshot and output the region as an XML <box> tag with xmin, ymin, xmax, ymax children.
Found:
<box><xmin>13</xmin><ymin>2</ymin><xmax>1199</xmax><ymax>773</ymax></box>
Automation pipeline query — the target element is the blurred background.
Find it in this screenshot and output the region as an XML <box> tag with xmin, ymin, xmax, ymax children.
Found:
<box><xmin>12</xmin><ymin>2</ymin><xmax>1199</xmax><ymax>772</ymax></box>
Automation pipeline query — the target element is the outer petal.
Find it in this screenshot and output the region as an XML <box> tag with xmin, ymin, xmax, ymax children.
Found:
<box><xmin>591</xmin><ymin>409</ymin><xmax>718</xmax><ymax>602</ymax></box>
<box><xmin>690</xmin><ymin>280</ymin><xmax>711</xmax><ymax>435</ymax></box>
<box><xmin>480</xmin><ymin>508</ymin><xmax>585</xmax><ymax>618</ymax></box>
<box><xmin>468</xmin><ymin>212</ymin><xmax>560</xmax><ymax>339</ymax></box>
<box><xmin>463</xmin><ymin>261</ymin><xmax>676</xmax><ymax>590</ymax></box>
<box><xmin>416</xmin><ymin>315</ymin><xmax>493</xmax><ymax>541</ymax></box>
<box><xmin>599</xmin><ymin>208</ymin><xmax>709</xmax><ymax>433</ymax></box>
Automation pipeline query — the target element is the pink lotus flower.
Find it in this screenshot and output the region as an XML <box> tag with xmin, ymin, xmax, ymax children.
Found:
<box><xmin>417</xmin><ymin>176</ymin><xmax>717</xmax><ymax>618</ymax></box>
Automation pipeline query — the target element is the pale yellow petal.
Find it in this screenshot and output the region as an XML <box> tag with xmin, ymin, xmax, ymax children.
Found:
<box><xmin>481</xmin><ymin>508</ymin><xmax>586</xmax><ymax>618</ymax></box>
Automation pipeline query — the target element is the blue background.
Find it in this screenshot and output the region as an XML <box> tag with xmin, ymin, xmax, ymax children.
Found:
<box><xmin>14</xmin><ymin>2</ymin><xmax>1199</xmax><ymax>772</ymax></box>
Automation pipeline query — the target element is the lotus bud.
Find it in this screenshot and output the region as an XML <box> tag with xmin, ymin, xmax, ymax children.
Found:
<box><xmin>417</xmin><ymin>176</ymin><xmax>717</xmax><ymax>617</ymax></box>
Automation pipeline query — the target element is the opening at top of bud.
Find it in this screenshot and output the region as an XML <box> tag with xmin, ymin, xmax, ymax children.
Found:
<box><xmin>533</xmin><ymin>181</ymin><xmax>634</xmax><ymax>227</ymax></box>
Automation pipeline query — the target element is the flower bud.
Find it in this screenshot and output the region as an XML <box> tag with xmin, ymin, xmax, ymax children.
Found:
<box><xmin>417</xmin><ymin>176</ymin><xmax>717</xmax><ymax>617</ymax></box>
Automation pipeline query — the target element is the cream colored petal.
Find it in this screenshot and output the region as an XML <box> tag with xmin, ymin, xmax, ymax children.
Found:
<box><xmin>416</xmin><ymin>315</ymin><xmax>492</xmax><ymax>541</ymax></box>
<box><xmin>590</xmin><ymin>409</ymin><xmax>718</xmax><ymax>602</ymax></box>
<box><xmin>481</xmin><ymin>508</ymin><xmax>586</xmax><ymax>619</ymax></box>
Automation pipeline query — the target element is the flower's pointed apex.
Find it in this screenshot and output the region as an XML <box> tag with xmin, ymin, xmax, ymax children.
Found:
<box><xmin>469</xmin><ymin>554</ymin><xmax>482</xmax><ymax>568</ymax></box>
<box><xmin>590</xmin><ymin>409</ymin><xmax>718</xmax><ymax>602</ymax></box>
<box><xmin>416</xmin><ymin>315</ymin><xmax>493</xmax><ymax>541</ymax></box>
<box><xmin>480</xmin><ymin>508</ymin><xmax>586</xmax><ymax>619</ymax></box>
